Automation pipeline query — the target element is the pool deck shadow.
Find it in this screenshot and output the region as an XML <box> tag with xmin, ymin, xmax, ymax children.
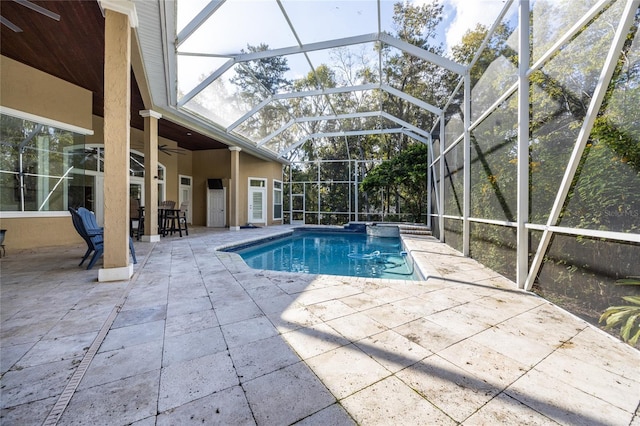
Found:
<box><xmin>1</xmin><ymin>225</ymin><xmax>639</xmax><ymax>425</ymax></box>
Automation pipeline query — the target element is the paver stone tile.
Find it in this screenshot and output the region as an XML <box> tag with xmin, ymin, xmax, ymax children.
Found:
<box><xmin>99</xmin><ymin>320</ymin><xmax>164</xmax><ymax>353</ymax></box>
<box><xmin>58</xmin><ymin>370</ymin><xmax>159</xmax><ymax>425</ymax></box>
<box><xmin>307</xmin><ymin>300</ymin><xmax>357</xmax><ymax>321</ymax></box>
<box><xmin>341</xmin><ymin>376</ymin><xmax>455</xmax><ymax>425</ymax></box>
<box><xmin>229</xmin><ymin>334</ymin><xmax>301</xmax><ymax>382</ymax></box>
<box><xmin>281</xmin><ymin>323</ymin><xmax>349</xmax><ymax>360</ymax></box>
<box><xmin>506</xmin><ymin>367</ymin><xmax>633</xmax><ymax>426</ymax></box>
<box><xmin>396</xmin><ymin>354</ymin><xmax>500</xmax><ymax>423</ymax></box>
<box><xmin>326</xmin><ymin>312</ymin><xmax>386</xmax><ymax>341</ymax></box>
<box><xmin>162</xmin><ymin>326</ymin><xmax>227</xmax><ymax>366</ymax></box>
<box><xmin>158</xmin><ymin>350</ymin><xmax>238</xmax><ymax>412</ymax></box>
<box><xmin>436</xmin><ymin>338</ymin><xmax>529</xmax><ymax>388</ymax></box>
<box><xmin>78</xmin><ymin>339</ymin><xmax>163</xmax><ymax>390</ymax></box>
<box><xmin>0</xmin><ymin>395</ymin><xmax>56</xmax><ymax>426</ymax></box>
<box><xmin>462</xmin><ymin>392</ymin><xmax>561</xmax><ymax>425</ymax></box>
<box><xmin>306</xmin><ymin>344</ymin><xmax>390</xmax><ymax>399</ymax></box>
<box><xmin>294</xmin><ymin>403</ymin><xmax>355</xmax><ymax>425</ymax></box>
<box><xmin>0</xmin><ymin>359</ymin><xmax>77</xmax><ymax>408</ymax></box>
<box><xmin>156</xmin><ymin>385</ymin><xmax>254</xmax><ymax>425</ymax></box>
<box><xmin>355</xmin><ymin>329</ymin><xmax>430</xmax><ymax>372</ymax></box>
<box><xmin>243</xmin><ymin>361</ymin><xmax>335</xmax><ymax>425</ymax></box>
<box><xmin>220</xmin><ymin>316</ymin><xmax>279</xmax><ymax>348</ymax></box>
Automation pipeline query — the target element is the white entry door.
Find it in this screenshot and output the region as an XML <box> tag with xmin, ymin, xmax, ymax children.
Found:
<box><xmin>207</xmin><ymin>188</ymin><xmax>226</xmax><ymax>227</ymax></box>
<box><xmin>179</xmin><ymin>175</ymin><xmax>192</xmax><ymax>224</ymax></box>
<box><xmin>248</xmin><ymin>178</ymin><xmax>267</xmax><ymax>224</ymax></box>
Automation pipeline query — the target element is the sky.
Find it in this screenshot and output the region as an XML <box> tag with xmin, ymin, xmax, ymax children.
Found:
<box><xmin>176</xmin><ymin>0</ymin><xmax>511</xmax><ymax>99</ymax></box>
<box><xmin>424</xmin><ymin>0</ymin><xmax>509</xmax><ymax>52</ymax></box>
<box><xmin>177</xmin><ymin>0</ymin><xmax>509</xmax><ymax>54</ymax></box>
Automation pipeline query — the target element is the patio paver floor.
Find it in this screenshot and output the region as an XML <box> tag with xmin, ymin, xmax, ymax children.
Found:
<box><xmin>1</xmin><ymin>226</ymin><xmax>639</xmax><ymax>425</ymax></box>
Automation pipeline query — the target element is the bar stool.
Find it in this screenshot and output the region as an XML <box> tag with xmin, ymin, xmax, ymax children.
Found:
<box><xmin>130</xmin><ymin>198</ymin><xmax>144</xmax><ymax>240</ymax></box>
<box><xmin>164</xmin><ymin>201</ymin><xmax>189</xmax><ymax>237</ymax></box>
<box><xmin>158</xmin><ymin>200</ymin><xmax>176</xmax><ymax>236</ymax></box>
<box><xmin>176</xmin><ymin>201</ymin><xmax>189</xmax><ymax>236</ymax></box>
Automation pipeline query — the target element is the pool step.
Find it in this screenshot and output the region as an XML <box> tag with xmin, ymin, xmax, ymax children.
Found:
<box><xmin>398</xmin><ymin>225</ymin><xmax>432</xmax><ymax>236</ymax></box>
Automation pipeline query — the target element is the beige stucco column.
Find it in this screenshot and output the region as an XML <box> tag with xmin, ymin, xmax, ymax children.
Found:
<box><xmin>140</xmin><ymin>110</ymin><xmax>161</xmax><ymax>242</ymax></box>
<box><xmin>98</xmin><ymin>1</ymin><xmax>137</xmax><ymax>282</ymax></box>
<box><xmin>229</xmin><ymin>146</ymin><xmax>241</xmax><ymax>231</ymax></box>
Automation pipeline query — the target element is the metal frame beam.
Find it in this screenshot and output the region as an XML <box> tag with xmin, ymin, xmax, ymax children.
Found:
<box><xmin>178</xmin><ymin>57</ymin><xmax>235</xmax><ymax>107</ymax></box>
<box><xmin>258</xmin><ymin>110</ymin><xmax>431</xmax><ymax>150</ymax></box>
<box><xmin>381</xmin><ymin>85</ymin><xmax>442</xmax><ymax>116</ymax></box>
<box><xmin>178</xmin><ymin>30</ymin><xmax>462</xmax><ymax>117</ymax></box>
<box><xmin>516</xmin><ymin>0</ymin><xmax>530</xmax><ymax>289</ymax></box>
<box><xmin>528</xmin><ymin>0</ymin><xmax>615</xmax><ymax>74</ymax></box>
<box><xmin>257</xmin><ymin>111</ymin><xmax>381</xmax><ymax>146</ymax></box>
<box><xmin>378</xmin><ymin>33</ymin><xmax>466</xmax><ymax>75</ymax></box>
<box><xmin>462</xmin><ymin>72</ymin><xmax>471</xmax><ymax>256</ymax></box>
<box><xmin>176</xmin><ymin>0</ymin><xmax>226</xmax><ymax>48</ymax></box>
<box><xmin>238</xmin><ymin>33</ymin><xmax>379</xmax><ymax>62</ymax></box>
<box><xmin>225</xmin><ymin>85</ymin><xmax>379</xmax><ymax>133</ymax></box>
<box><xmin>439</xmin><ymin>115</ymin><xmax>445</xmax><ymax>241</ymax></box>
<box><xmin>227</xmin><ymin>83</ymin><xmax>441</xmax><ymax>138</ymax></box>
<box><xmin>278</xmin><ymin>126</ymin><xmax>433</xmax><ymax>159</ymax></box>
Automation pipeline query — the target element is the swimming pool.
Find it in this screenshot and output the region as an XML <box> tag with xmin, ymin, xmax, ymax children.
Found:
<box><xmin>228</xmin><ymin>229</ymin><xmax>420</xmax><ymax>280</ymax></box>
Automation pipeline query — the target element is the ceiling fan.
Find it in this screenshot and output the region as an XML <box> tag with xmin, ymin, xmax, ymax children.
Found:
<box><xmin>159</xmin><ymin>144</ymin><xmax>186</xmax><ymax>156</ymax></box>
<box><xmin>1</xmin><ymin>0</ymin><xmax>60</xmax><ymax>33</ymax></box>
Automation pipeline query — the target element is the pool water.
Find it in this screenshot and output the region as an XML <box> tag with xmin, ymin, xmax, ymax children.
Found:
<box><xmin>229</xmin><ymin>231</ymin><xmax>420</xmax><ymax>280</ymax></box>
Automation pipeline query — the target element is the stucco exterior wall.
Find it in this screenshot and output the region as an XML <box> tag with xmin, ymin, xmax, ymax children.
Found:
<box><xmin>192</xmin><ymin>149</ymin><xmax>231</xmax><ymax>226</ymax></box>
<box><xmin>238</xmin><ymin>152</ymin><xmax>283</xmax><ymax>226</ymax></box>
<box><xmin>191</xmin><ymin>149</ymin><xmax>283</xmax><ymax>227</ymax></box>
<box><xmin>0</xmin><ymin>55</ymin><xmax>92</xmax><ymax>130</ymax></box>
<box><xmin>0</xmin><ymin>55</ymin><xmax>93</xmax><ymax>250</ymax></box>
<box><xmin>0</xmin><ymin>217</ymin><xmax>83</xmax><ymax>250</ymax></box>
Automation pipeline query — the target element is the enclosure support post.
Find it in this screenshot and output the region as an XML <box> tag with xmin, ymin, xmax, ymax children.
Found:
<box><xmin>287</xmin><ymin>165</ymin><xmax>292</xmax><ymax>224</ymax></box>
<box><xmin>140</xmin><ymin>109</ymin><xmax>161</xmax><ymax>242</ymax></box>
<box><xmin>317</xmin><ymin>160</ymin><xmax>321</xmax><ymax>225</ymax></box>
<box><xmin>229</xmin><ymin>146</ymin><xmax>241</xmax><ymax>231</ymax></box>
<box><xmin>524</xmin><ymin>0</ymin><xmax>637</xmax><ymax>290</ymax></box>
<box><xmin>354</xmin><ymin>161</ymin><xmax>359</xmax><ymax>222</ymax></box>
<box><xmin>428</xmin><ymin>133</ymin><xmax>441</xmax><ymax>231</ymax></box>
<box><xmin>439</xmin><ymin>114</ymin><xmax>445</xmax><ymax>242</ymax></box>
<box><xmin>99</xmin><ymin>3</ymin><xmax>136</xmax><ymax>282</ymax></box>
<box><xmin>462</xmin><ymin>72</ymin><xmax>471</xmax><ymax>256</ymax></box>
<box><xmin>348</xmin><ymin>159</ymin><xmax>352</xmax><ymax>222</ymax></box>
<box><xmin>516</xmin><ymin>0</ymin><xmax>530</xmax><ymax>289</ymax></box>
<box><xmin>427</xmin><ymin>134</ymin><xmax>432</xmax><ymax>229</ymax></box>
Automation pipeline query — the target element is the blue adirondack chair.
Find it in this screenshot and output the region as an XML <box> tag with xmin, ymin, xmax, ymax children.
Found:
<box><xmin>70</xmin><ymin>207</ymin><xmax>137</xmax><ymax>270</ymax></box>
<box><xmin>69</xmin><ymin>207</ymin><xmax>104</xmax><ymax>269</ymax></box>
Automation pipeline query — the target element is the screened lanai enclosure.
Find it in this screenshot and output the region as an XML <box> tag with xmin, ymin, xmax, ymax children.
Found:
<box><xmin>170</xmin><ymin>0</ymin><xmax>640</xmax><ymax>343</ymax></box>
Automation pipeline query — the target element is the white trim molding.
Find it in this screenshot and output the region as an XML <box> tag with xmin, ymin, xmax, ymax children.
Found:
<box><xmin>0</xmin><ymin>107</ymin><xmax>94</xmax><ymax>135</ymax></box>
<box><xmin>139</xmin><ymin>110</ymin><xmax>162</xmax><ymax>119</ymax></box>
<box><xmin>98</xmin><ymin>264</ymin><xmax>134</xmax><ymax>282</ymax></box>
<box><xmin>99</xmin><ymin>0</ymin><xmax>138</xmax><ymax>28</ymax></box>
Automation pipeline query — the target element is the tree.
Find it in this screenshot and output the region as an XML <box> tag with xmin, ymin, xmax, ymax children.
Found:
<box><xmin>230</xmin><ymin>43</ymin><xmax>292</xmax><ymax>139</ymax></box>
<box><xmin>380</xmin><ymin>1</ymin><xmax>447</xmax><ymax>155</ymax></box>
<box><xmin>231</xmin><ymin>43</ymin><xmax>291</xmax><ymax>97</ymax></box>
<box><xmin>360</xmin><ymin>142</ymin><xmax>429</xmax><ymax>221</ymax></box>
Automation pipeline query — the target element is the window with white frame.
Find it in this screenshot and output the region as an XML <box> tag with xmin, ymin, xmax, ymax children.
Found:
<box><xmin>273</xmin><ymin>179</ymin><xmax>282</xmax><ymax>220</ymax></box>
<box><xmin>0</xmin><ymin>112</ymin><xmax>86</xmax><ymax>213</ymax></box>
<box><xmin>0</xmin><ymin>110</ymin><xmax>167</xmax><ymax>215</ymax></box>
